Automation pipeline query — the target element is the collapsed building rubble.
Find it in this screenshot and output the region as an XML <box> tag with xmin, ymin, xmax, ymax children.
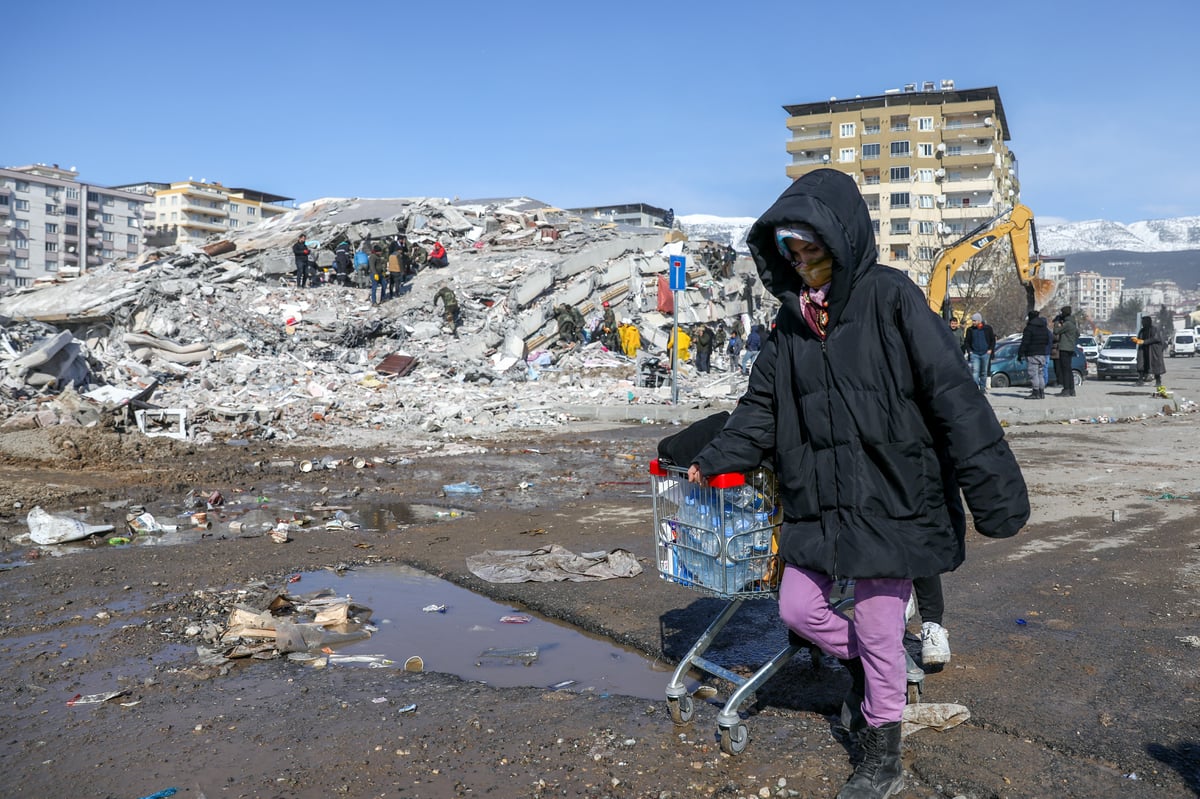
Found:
<box><xmin>0</xmin><ymin>196</ymin><xmax>766</xmax><ymax>443</ymax></box>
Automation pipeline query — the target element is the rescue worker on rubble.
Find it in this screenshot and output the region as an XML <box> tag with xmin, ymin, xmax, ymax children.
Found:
<box><xmin>334</xmin><ymin>241</ymin><xmax>353</xmax><ymax>286</ymax></box>
<box><xmin>617</xmin><ymin>317</ymin><xmax>641</xmax><ymax>359</ymax></box>
<box><xmin>667</xmin><ymin>325</ymin><xmax>692</xmax><ymax>364</ymax></box>
<box><xmin>434</xmin><ymin>283</ymin><xmax>461</xmax><ymax>334</ymax></box>
<box><xmin>368</xmin><ymin>244</ymin><xmax>387</xmax><ymax>306</ymax></box>
<box><xmin>694</xmin><ymin>323</ymin><xmax>714</xmax><ymax>373</ymax></box>
<box><xmin>408</xmin><ymin>241</ymin><xmax>428</xmax><ymax>273</ymax></box>
<box><xmin>554</xmin><ymin>304</ymin><xmax>583</xmax><ymax>346</ymax></box>
<box><xmin>292</xmin><ymin>233</ymin><xmax>311</xmax><ymax>288</ymax></box>
<box><xmin>593</xmin><ymin>301</ymin><xmax>618</xmax><ymax>350</ymax></box>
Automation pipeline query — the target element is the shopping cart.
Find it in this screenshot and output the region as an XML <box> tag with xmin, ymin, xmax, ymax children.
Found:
<box><xmin>649</xmin><ymin>459</ymin><xmax>924</xmax><ymax>755</ymax></box>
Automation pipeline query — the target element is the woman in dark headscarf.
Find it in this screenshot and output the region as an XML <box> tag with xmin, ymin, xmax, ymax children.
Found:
<box><xmin>1136</xmin><ymin>315</ymin><xmax>1166</xmax><ymax>390</ymax></box>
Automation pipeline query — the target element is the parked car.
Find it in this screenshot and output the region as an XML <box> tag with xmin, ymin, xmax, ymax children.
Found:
<box><xmin>1169</xmin><ymin>330</ymin><xmax>1196</xmax><ymax>357</ymax></box>
<box><xmin>988</xmin><ymin>341</ymin><xmax>1086</xmax><ymax>389</ymax></box>
<box><xmin>1096</xmin><ymin>334</ymin><xmax>1139</xmax><ymax>379</ymax></box>
<box><xmin>1077</xmin><ymin>334</ymin><xmax>1100</xmax><ymax>361</ymax></box>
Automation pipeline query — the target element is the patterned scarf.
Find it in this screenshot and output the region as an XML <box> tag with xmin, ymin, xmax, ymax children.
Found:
<box><xmin>800</xmin><ymin>284</ymin><xmax>830</xmax><ymax>339</ymax></box>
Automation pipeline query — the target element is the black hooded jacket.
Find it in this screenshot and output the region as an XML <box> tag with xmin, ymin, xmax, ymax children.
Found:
<box><xmin>692</xmin><ymin>169</ymin><xmax>1029</xmax><ymax>580</ymax></box>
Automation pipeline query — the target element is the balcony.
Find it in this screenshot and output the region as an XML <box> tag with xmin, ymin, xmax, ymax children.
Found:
<box><xmin>87</xmin><ymin>200</ymin><xmax>101</xmax><ymax>211</ymax></box>
<box><xmin>86</xmin><ymin>216</ymin><xmax>100</xmax><ymax>228</ymax></box>
<box><xmin>787</xmin><ymin>128</ymin><xmax>832</xmax><ymax>144</ymax></box>
<box><xmin>0</xmin><ymin>243</ymin><xmax>10</xmax><ymax>256</ymax></box>
<box><xmin>180</xmin><ymin>216</ymin><xmax>227</xmax><ymax>232</ymax></box>
<box><xmin>87</xmin><ymin>255</ymin><xmax>102</xmax><ymax>266</ymax></box>
<box><xmin>86</xmin><ymin>236</ymin><xmax>101</xmax><ymax>246</ymax></box>
<box><xmin>182</xmin><ymin>184</ymin><xmax>226</xmax><ymax>201</ymax></box>
<box><xmin>64</xmin><ymin>251</ymin><xmax>79</xmax><ymax>263</ymax></box>
<box><xmin>942</xmin><ymin>175</ymin><xmax>996</xmax><ymax>194</ymax></box>
<box><xmin>180</xmin><ymin>200</ymin><xmax>228</xmax><ymax>217</ymax></box>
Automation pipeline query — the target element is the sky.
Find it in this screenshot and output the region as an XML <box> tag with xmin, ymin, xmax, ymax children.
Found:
<box><xmin>5</xmin><ymin>0</ymin><xmax>1200</xmax><ymax>226</ymax></box>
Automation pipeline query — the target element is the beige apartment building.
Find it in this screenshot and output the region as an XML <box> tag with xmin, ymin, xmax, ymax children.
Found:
<box><xmin>121</xmin><ymin>180</ymin><xmax>294</xmax><ymax>247</ymax></box>
<box><xmin>0</xmin><ymin>164</ymin><xmax>150</xmax><ymax>287</ymax></box>
<box><xmin>1064</xmin><ymin>270</ymin><xmax>1124</xmax><ymax>327</ymax></box>
<box><xmin>783</xmin><ymin>81</ymin><xmax>1019</xmax><ymax>293</ymax></box>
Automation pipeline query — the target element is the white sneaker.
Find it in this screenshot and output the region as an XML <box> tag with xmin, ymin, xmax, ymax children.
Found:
<box><xmin>921</xmin><ymin>621</ymin><xmax>951</xmax><ymax>665</ymax></box>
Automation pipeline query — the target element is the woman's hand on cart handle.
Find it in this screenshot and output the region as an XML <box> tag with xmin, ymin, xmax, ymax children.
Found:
<box><xmin>687</xmin><ymin>464</ymin><xmax>706</xmax><ymax>485</ymax></box>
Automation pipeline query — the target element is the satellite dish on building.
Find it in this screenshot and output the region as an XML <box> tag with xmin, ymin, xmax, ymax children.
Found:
<box><xmin>983</xmin><ymin>117</ymin><xmax>994</xmax><ymax>126</ymax></box>
<box><xmin>822</xmin><ymin>154</ymin><xmax>830</xmax><ymax>162</ymax></box>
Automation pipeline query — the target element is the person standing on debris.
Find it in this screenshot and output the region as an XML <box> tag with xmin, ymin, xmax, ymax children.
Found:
<box><xmin>292</xmin><ymin>233</ymin><xmax>311</xmax><ymax>288</ymax></box>
<box><xmin>594</xmin><ymin>301</ymin><xmax>618</xmax><ymax>350</ymax></box>
<box><xmin>617</xmin><ymin>317</ymin><xmax>641</xmax><ymax>358</ymax></box>
<box><xmin>686</xmin><ymin>170</ymin><xmax>1029</xmax><ymax>799</ymax></box>
<box><xmin>368</xmin><ymin>244</ymin><xmax>387</xmax><ymax>306</ymax></box>
<box><xmin>1135</xmin><ymin>314</ymin><xmax>1167</xmax><ymax>392</ymax></box>
<box><xmin>741</xmin><ymin>323</ymin><xmax>764</xmax><ymax>374</ymax></box>
<box><xmin>334</xmin><ymin>241</ymin><xmax>353</xmax><ymax>286</ymax></box>
<box><xmin>694</xmin><ymin>323</ymin><xmax>714</xmax><ymax>373</ymax></box>
<box><xmin>386</xmin><ymin>247</ymin><xmax>405</xmax><ymax>300</ymax></box>
<box><xmin>726</xmin><ymin>329</ymin><xmax>743</xmax><ymax>371</ymax></box>
<box><xmin>1018</xmin><ymin>310</ymin><xmax>1052</xmax><ymax>399</ymax></box>
<box><xmin>667</xmin><ymin>325</ymin><xmax>691</xmax><ymax>363</ymax></box>
<box><xmin>434</xmin><ymin>283</ymin><xmax>461</xmax><ymax>334</ymax></box>
<box><xmin>1051</xmin><ymin>305</ymin><xmax>1079</xmax><ymax>397</ymax></box>
<box><xmin>353</xmin><ymin>245</ymin><xmax>370</xmax><ymax>288</ymax></box>
<box><xmin>428</xmin><ymin>240</ymin><xmax>449</xmax><ymax>268</ymax></box>
<box><xmin>963</xmin><ymin>313</ymin><xmax>995</xmax><ymax>393</ymax></box>
<box><xmin>712</xmin><ymin>321</ymin><xmax>728</xmax><ymax>370</ymax></box>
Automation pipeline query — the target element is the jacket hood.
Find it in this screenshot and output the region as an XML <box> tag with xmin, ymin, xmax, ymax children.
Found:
<box><xmin>746</xmin><ymin>169</ymin><xmax>878</xmax><ymax>329</ymax></box>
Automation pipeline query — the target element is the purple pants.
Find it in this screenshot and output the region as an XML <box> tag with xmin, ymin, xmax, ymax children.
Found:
<box><xmin>778</xmin><ymin>565</ymin><xmax>911</xmax><ymax>726</ymax></box>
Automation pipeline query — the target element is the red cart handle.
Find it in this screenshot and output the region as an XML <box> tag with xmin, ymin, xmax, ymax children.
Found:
<box><xmin>648</xmin><ymin>459</ymin><xmax>746</xmax><ymax>487</ymax></box>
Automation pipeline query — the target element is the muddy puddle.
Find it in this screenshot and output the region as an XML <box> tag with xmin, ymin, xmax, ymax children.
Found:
<box><xmin>299</xmin><ymin>563</ymin><xmax>680</xmax><ymax>700</ymax></box>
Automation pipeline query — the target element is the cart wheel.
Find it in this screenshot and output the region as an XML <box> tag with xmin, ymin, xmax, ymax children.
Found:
<box><xmin>907</xmin><ymin>680</ymin><xmax>923</xmax><ymax>705</ymax></box>
<box><xmin>667</xmin><ymin>695</ymin><xmax>694</xmax><ymax>725</ymax></box>
<box><xmin>720</xmin><ymin>723</ymin><xmax>749</xmax><ymax>755</ymax></box>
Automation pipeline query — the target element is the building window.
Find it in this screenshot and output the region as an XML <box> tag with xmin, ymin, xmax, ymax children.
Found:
<box><xmin>102</xmin><ymin>231</ymin><xmax>114</xmax><ymax>241</ymax></box>
<box><xmin>246</xmin><ymin>207</ymin><xmax>256</xmax><ymax>216</ymax></box>
<box><xmin>127</xmin><ymin>218</ymin><xmax>139</xmax><ymax>227</ymax></box>
<box><xmin>861</xmin><ymin>143</ymin><xmax>880</xmax><ymax>160</ymax></box>
<box><xmin>918</xmin><ymin>195</ymin><xmax>935</xmax><ymax>209</ymax></box>
<box><xmin>66</xmin><ymin>188</ymin><xmax>79</xmax><ymax>199</ymax></box>
<box><xmin>101</xmin><ymin>249</ymin><xmax>115</xmax><ymax>258</ymax></box>
<box><xmin>918</xmin><ymin>221</ymin><xmax>936</xmax><ymax>234</ymax></box>
<box><xmin>46</xmin><ymin>203</ymin><xmax>58</xmax><ymax>214</ymax></box>
<box><xmin>65</xmin><ymin>223</ymin><xmax>78</xmax><ymax>235</ymax></box>
<box><xmin>871</xmin><ymin>220</ymin><xmax>880</xmax><ymax>235</ymax></box>
<box><xmin>14</xmin><ymin>199</ymin><xmax>29</xmax><ymax>211</ymax></box>
<box><xmin>14</xmin><ymin>257</ymin><xmax>29</xmax><ymax>269</ymax></box>
<box><xmin>127</xmin><ymin>234</ymin><xmax>139</xmax><ymax>246</ymax></box>
<box><xmin>946</xmin><ymin>145</ymin><xmax>962</xmax><ymax>156</ymax></box>
<box><xmin>128</xmin><ymin>201</ymin><xmax>139</xmax><ymax>211</ymax></box>
<box><xmin>171</xmin><ymin>195</ymin><xmax>179</xmax><ymax>205</ymax></box>
<box><xmin>917</xmin><ymin>117</ymin><xmax>934</xmax><ymax>131</ymax></box>
<box><xmin>102</xmin><ymin>213</ymin><xmax>114</xmax><ymax>223</ymax></box>
<box><xmin>917</xmin><ymin>142</ymin><xmax>934</xmax><ymax>157</ymax></box>
<box><xmin>15</xmin><ymin>181</ymin><xmax>29</xmax><ymax>192</ymax></box>
<box><xmin>890</xmin><ymin>192</ymin><xmax>910</xmax><ymax>208</ymax></box>
<box><xmin>14</xmin><ymin>219</ymin><xmax>28</xmax><ymax>230</ymax></box>
<box><xmin>918</xmin><ymin>169</ymin><xmax>935</xmax><ymax>182</ymax></box>
<box><xmin>890</xmin><ymin>141</ymin><xmax>911</xmax><ymax>157</ymax></box>
<box><xmin>0</xmin><ymin>195</ymin><xmax>7</xmax><ymax>207</ymax></box>
<box><xmin>863</xmin><ymin>169</ymin><xmax>880</xmax><ymax>185</ymax></box>
<box><xmin>45</xmin><ymin>185</ymin><xmax>58</xmax><ymax>197</ymax></box>
<box><xmin>171</xmin><ymin>212</ymin><xmax>177</xmax><ymax>221</ymax></box>
<box><xmin>230</xmin><ymin>219</ymin><xmax>240</xmax><ymax>228</ymax></box>
<box><xmin>892</xmin><ymin>219</ymin><xmax>910</xmax><ymax>235</ymax></box>
<box><xmin>45</xmin><ymin>261</ymin><xmax>58</xmax><ymax>272</ymax></box>
<box><xmin>65</xmin><ymin>205</ymin><xmax>78</xmax><ymax>217</ymax></box>
<box><xmin>45</xmin><ymin>241</ymin><xmax>59</xmax><ymax>252</ymax></box>
<box><xmin>863</xmin><ymin>118</ymin><xmax>880</xmax><ymax>134</ymax></box>
<box><xmin>13</xmin><ymin>238</ymin><xmax>28</xmax><ymax>250</ymax></box>
<box><xmin>890</xmin><ymin>116</ymin><xmax>909</xmax><ymax>132</ymax></box>
<box><xmin>45</xmin><ymin>222</ymin><xmax>58</xmax><ymax>234</ymax></box>
<box><xmin>917</xmin><ymin>246</ymin><xmax>937</xmax><ymax>260</ymax></box>
<box><xmin>839</xmin><ymin>122</ymin><xmax>856</xmax><ymax>137</ymax></box>
<box><xmin>228</xmin><ymin>204</ymin><xmax>238</xmax><ymax>213</ymax></box>
<box><xmin>87</xmin><ymin>192</ymin><xmax>100</xmax><ymax>203</ymax></box>
<box><xmin>839</xmin><ymin>148</ymin><xmax>855</xmax><ymax>163</ymax></box>
<box><xmin>892</xmin><ymin>245</ymin><xmax>909</xmax><ymax>260</ymax></box>
<box><xmin>889</xmin><ymin>166</ymin><xmax>910</xmax><ymax>182</ymax></box>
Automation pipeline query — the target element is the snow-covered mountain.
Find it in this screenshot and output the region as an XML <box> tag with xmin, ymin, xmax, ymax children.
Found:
<box><xmin>682</xmin><ymin>212</ymin><xmax>1200</xmax><ymax>256</ymax></box>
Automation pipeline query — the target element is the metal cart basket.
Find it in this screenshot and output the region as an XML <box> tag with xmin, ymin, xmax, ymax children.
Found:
<box><xmin>649</xmin><ymin>458</ymin><xmax>924</xmax><ymax>755</ymax></box>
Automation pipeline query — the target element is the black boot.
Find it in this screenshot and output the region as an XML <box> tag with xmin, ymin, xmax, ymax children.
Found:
<box><xmin>836</xmin><ymin>721</ymin><xmax>904</xmax><ymax>799</ymax></box>
<box><xmin>834</xmin><ymin>657</ymin><xmax>867</xmax><ymax>742</ymax></box>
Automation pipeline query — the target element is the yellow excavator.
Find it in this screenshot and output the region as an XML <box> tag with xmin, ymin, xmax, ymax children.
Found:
<box><xmin>926</xmin><ymin>203</ymin><xmax>1056</xmax><ymax>318</ymax></box>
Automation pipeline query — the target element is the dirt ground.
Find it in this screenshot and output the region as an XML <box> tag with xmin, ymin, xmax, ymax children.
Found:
<box><xmin>1</xmin><ymin>392</ymin><xmax>1199</xmax><ymax>798</ymax></box>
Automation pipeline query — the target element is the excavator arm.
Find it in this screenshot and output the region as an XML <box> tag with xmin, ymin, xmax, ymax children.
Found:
<box><xmin>926</xmin><ymin>203</ymin><xmax>1055</xmax><ymax>318</ymax></box>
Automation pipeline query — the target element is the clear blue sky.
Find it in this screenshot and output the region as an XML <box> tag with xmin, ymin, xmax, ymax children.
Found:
<box><xmin>5</xmin><ymin>1</ymin><xmax>1198</xmax><ymax>225</ymax></box>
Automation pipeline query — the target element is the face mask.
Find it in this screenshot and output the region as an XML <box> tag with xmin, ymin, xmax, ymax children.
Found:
<box><xmin>796</xmin><ymin>256</ymin><xmax>833</xmax><ymax>288</ymax></box>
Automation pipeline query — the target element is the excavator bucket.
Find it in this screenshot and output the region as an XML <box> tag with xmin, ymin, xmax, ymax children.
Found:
<box><xmin>1029</xmin><ymin>277</ymin><xmax>1057</xmax><ymax>310</ymax></box>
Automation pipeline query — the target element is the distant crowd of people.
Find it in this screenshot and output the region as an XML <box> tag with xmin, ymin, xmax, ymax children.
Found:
<box><xmin>291</xmin><ymin>232</ymin><xmax>449</xmax><ymax>304</ymax></box>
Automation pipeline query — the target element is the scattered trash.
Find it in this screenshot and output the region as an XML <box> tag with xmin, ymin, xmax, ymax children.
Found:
<box><xmin>478</xmin><ymin>646</ymin><xmax>539</xmax><ymax>666</ymax></box>
<box><xmin>128</xmin><ymin>511</ymin><xmax>164</xmax><ymax>535</ymax></box>
<box><xmin>1015</xmin><ymin>618</ymin><xmax>1027</xmax><ymax>626</ymax></box>
<box><xmin>371</xmin><ymin>697</ymin><xmax>389</xmax><ymax>704</ymax></box>
<box><xmin>548</xmin><ymin>680</ymin><xmax>577</xmax><ymax>690</ymax></box>
<box><xmin>443</xmin><ymin>482</ymin><xmax>483</xmax><ymax>495</ymax></box>
<box><xmin>421</xmin><ymin>604</ymin><xmax>447</xmax><ymax>613</ymax></box>
<box><xmin>1111</xmin><ymin>509</ymin><xmax>1120</xmax><ymax>522</ymax></box>
<box><xmin>500</xmin><ymin>615</ymin><xmax>532</xmax><ymax>624</ymax></box>
<box><xmin>467</xmin><ymin>544</ymin><xmax>644</xmax><ymax>583</ymax></box>
<box><xmin>901</xmin><ymin>702</ymin><xmax>971</xmax><ymax>737</ymax></box>
<box><xmin>134</xmin><ymin>408</ymin><xmax>188</xmax><ymax>440</ymax></box>
<box><xmin>288</xmin><ymin>574</ymin><xmax>302</xmax><ymax>583</ymax></box>
<box><xmin>27</xmin><ymin>506</ymin><xmax>115</xmax><ymax>545</ymax></box>
<box><xmin>136</xmin><ymin>789</ymin><xmax>179</xmax><ymax>799</ymax></box>
<box><xmin>107</xmin><ymin>536</ymin><xmax>131</xmax><ymax>546</ymax></box>
<box><xmin>269</xmin><ymin>524</ymin><xmax>290</xmax><ymax>544</ymax></box>
<box><xmin>1151</xmin><ymin>493</ymin><xmax>1190</xmax><ymax>500</ymax></box>
<box><xmin>404</xmin><ymin>656</ymin><xmax>424</xmax><ymax>673</ymax></box>
<box><xmin>1178</xmin><ymin>635</ymin><xmax>1200</xmax><ymax>648</ymax></box>
<box><xmin>67</xmin><ymin>690</ymin><xmax>129</xmax><ymax>707</ymax></box>
<box><xmin>398</xmin><ymin>703</ymin><xmax>417</xmax><ymax>714</ymax></box>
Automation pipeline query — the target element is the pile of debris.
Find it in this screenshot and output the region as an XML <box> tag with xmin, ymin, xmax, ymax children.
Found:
<box><xmin>0</xmin><ymin>196</ymin><xmax>765</xmax><ymax>447</ymax></box>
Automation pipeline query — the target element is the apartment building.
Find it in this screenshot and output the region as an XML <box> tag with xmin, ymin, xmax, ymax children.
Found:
<box><xmin>1065</xmin><ymin>270</ymin><xmax>1124</xmax><ymax>325</ymax></box>
<box><xmin>0</xmin><ymin>164</ymin><xmax>150</xmax><ymax>287</ymax></box>
<box><xmin>783</xmin><ymin>81</ymin><xmax>1019</xmax><ymax>292</ymax></box>
<box><xmin>125</xmin><ymin>180</ymin><xmax>295</xmax><ymax>247</ymax></box>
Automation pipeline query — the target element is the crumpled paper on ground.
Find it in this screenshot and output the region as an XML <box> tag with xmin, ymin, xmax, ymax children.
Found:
<box><xmin>902</xmin><ymin>702</ymin><xmax>971</xmax><ymax>737</ymax></box>
<box><xmin>467</xmin><ymin>544</ymin><xmax>643</xmax><ymax>583</ymax></box>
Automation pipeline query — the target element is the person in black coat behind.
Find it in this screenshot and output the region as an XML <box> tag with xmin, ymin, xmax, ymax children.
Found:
<box><xmin>687</xmin><ymin>169</ymin><xmax>1029</xmax><ymax>799</ymax></box>
<box><xmin>1018</xmin><ymin>310</ymin><xmax>1053</xmax><ymax>399</ymax></box>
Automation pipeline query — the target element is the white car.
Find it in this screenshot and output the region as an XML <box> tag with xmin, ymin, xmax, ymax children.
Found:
<box><xmin>1169</xmin><ymin>330</ymin><xmax>1196</xmax><ymax>357</ymax></box>
<box><xmin>1096</xmin><ymin>334</ymin><xmax>1139</xmax><ymax>379</ymax></box>
<box><xmin>1077</xmin><ymin>335</ymin><xmax>1099</xmax><ymax>361</ymax></box>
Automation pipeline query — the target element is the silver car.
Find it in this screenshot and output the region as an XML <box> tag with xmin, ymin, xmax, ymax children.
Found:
<box><xmin>1096</xmin><ymin>334</ymin><xmax>1138</xmax><ymax>379</ymax></box>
